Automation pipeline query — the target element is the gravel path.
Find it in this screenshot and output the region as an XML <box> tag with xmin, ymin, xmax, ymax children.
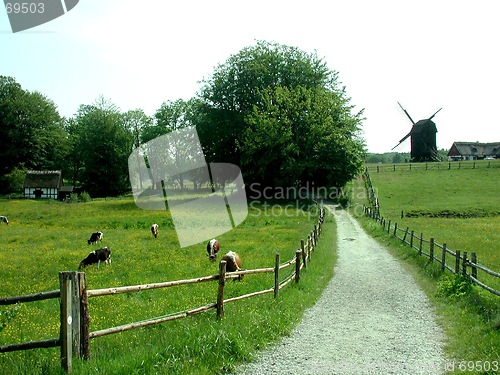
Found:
<box><xmin>234</xmin><ymin>206</ymin><xmax>447</xmax><ymax>374</ymax></box>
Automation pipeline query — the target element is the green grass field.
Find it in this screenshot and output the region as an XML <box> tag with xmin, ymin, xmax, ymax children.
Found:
<box><xmin>367</xmin><ymin>164</ymin><xmax>500</xmax><ymax>283</ymax></box>
<box><xmin>0</xmin><ymin>196</ymin><xmax>336</xmax><ymax>374</ymax></box>
<box><xmin>351</xmin><ymin>161</ymin><xmax>500</xmax><ymax>367</ymax></box>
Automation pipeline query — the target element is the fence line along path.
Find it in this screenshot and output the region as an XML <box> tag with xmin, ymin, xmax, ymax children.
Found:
<box><xmin>235</xmin><ymin>206</ymin><xmax>446</xmax><ymax>375</ymax></box>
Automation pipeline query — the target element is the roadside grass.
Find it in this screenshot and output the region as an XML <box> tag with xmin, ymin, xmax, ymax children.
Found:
<box><xmin>0</xmin><ymin>197</ymin><xmax>336</xmax><ymax>374</ymax></box>
<box><xmin>349</xmin><ymin>164</ymin><xmax>500</xmax><ymax>370</ymax></box>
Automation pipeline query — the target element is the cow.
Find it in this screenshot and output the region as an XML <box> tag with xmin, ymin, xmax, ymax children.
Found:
<box><xmin>0</xmin><ymin>216</ymin><xmax>8</xmax><ymax>225</ymax></box>
<box><xmin>151</xmin><ymin>223</ymin><xmax>159</xmax><ymax>238</ymax></box>
<box><xmin>88</xmin><ymin>231</ymin><xmax>103</xmax><ymax>245</ymax></box>
<box><xmin>206</xmin><ymin>239</ymin><xmax>220</xmax><ymax>261</ymax></box>
<box><xmin>79</xmin><ymin>246</ymin><xmax>111</xmax><ymax>269</ymax></box>
<box><xmin>221</xmin><ymin>251</ymin><xmax>243</xmax><ymax>280</ymax></box>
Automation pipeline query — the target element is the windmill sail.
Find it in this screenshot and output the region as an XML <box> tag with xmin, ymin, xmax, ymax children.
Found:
<box><xmin>428</xmin><ymin>108</ymin><xmax>442</xmax><ymax>121</ymax></box>
<box><xmin>397</xmin><ymin>102</ymin><xmax>415</xmax><ymax>125</ymax></box>
<box><xmin>391</xmin><ymin>131</ymin><xmax>411</xmax><ymax>150</ymax></box>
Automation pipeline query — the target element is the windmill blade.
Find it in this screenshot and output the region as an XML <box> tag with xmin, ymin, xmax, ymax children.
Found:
<box><xmin>391</xmin><ymin>131</ymin><xmax>412</xmax><ymax>150</ymax></box>
<box><xmin>428</xmin><ymin>107</ymin><xmax>442</xmax><ymax>120</ymax></box>
<box><xmin>397</xmin><ymin>101</ymin><xmax>416</xmax><ymax>125</ymax></box>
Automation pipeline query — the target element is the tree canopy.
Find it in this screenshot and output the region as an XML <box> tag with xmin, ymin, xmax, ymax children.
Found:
<box><xmin>0</xmin><ymin>75</ymin><xmax>68</xmax><ymax>192</ymax></box>
<box><xmin>0</xmin><ymin>41</ymin><xmax>366</xmax><ymax>197</ymax></box>
<box><xmin>197</xmin><ymin>40</ymin><xmax>365</xmax><ymax>190</ymax></box>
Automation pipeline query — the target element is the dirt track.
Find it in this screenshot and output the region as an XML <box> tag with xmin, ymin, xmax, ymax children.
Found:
<box><xmin>234</xmin><ymin>206</ymin><xmax>446</xmax><ymax>374</ymax></box>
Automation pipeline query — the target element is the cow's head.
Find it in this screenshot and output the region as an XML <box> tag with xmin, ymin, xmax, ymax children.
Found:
<box><xmin>207</xmin><ymin>239</ymin><xmax>220</xmax><ymax>261</ymax></box>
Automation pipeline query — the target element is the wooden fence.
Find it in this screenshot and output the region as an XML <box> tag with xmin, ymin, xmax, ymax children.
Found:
<box><xmin>0</xmin><ymin>207</ymin><xmax>325</xmax><ymax>373</ymax></box>
<box><xmin>365</xmin><ymin>159</ymin><xmax>500</xmax><ymax>173</ymax></box>
<box><xmin>362</xmin><ymin>170</ymin><xmax>500</xmax><ymax>297</ymax></box>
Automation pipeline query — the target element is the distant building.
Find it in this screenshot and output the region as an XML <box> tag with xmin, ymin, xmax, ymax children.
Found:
<box><xmin>23</xmin><ymin>170</ymin><xmax>73</xmax><ymax>200</ymax></box>
<box><xmin>447</xmin><ymin>142</ymin><xmax>500</xmax><ymax>161</ymax></box>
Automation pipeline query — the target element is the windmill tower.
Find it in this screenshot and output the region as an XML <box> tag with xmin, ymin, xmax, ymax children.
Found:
<box><xmin>392</xmin><ymin>102</ymin><xmax>442</xmax><ymax>162</ymax></box>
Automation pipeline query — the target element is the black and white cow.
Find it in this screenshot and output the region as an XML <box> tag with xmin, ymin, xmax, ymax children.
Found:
<box><xmin>0</xmin><ymin>216</ymin><xmax>8</xmax><ymax>225</ymax></box>
<box><xmin>206</xmin><ymin>239</ymin><xmax>220</xmax><ymax>261</ymax></box>
<box><xmin>151</xmin><ymin>223</ymin><xmax>159</xmax><ymax>238</ymax></box>
<box><xmin>79</xmin><ymin>246</ymin><xmax>111</xmax><ymax>269</ymax></box>
<box><xmin>88</xmin><ymin>231</ymin><xmax>103</xmax><ymax>245</ymax></box>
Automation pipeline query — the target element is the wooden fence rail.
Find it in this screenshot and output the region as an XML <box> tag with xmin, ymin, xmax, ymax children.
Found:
<box><xmin>362</xmin><ymin>169</ymin><xmax>500</xmax><ymax>298</ymax></box>
<box><xmin>365</xmin><ymin>160</ymin><xmax>500</xmax><ymax>173</ymax></box>
<box><xmin>0</xmin><ymin>207</ymin><xmax>325</xmax><ymax>373</ymax></box>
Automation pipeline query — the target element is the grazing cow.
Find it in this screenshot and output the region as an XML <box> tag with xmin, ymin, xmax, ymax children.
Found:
<box><xmin>151</xmin><ymin>223</ymin><xmax>159</xmax><ymax>238</ymax></box>
<box><xmin>0</xmin><ymin>216</ymin><xmax>8</xmax><ymax>225</ymax></box>
<box><xmin>206</xmin><ymin>239</ymin><xmax>220</xmax><ymax>260</ymax></box>
<box><xmin>79</xmin><ymin>246</ymin><xmax>111</xmax><ymax>269</ymax></box>
<box><xmin>222</xmin><ymin>251</ymin><xmax>243</xmax><ymax>279</ymax></box>
<box><xmin>88</xmin><ymin>231</ymin><xmax>103</xmax><ymax>245</ymax></box>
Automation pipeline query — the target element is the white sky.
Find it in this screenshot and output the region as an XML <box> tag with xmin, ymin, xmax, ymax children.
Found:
<box><xmin>1</xmin><ymin>0</ymin><xmax>499</xmax><ymax>153</ymax></box>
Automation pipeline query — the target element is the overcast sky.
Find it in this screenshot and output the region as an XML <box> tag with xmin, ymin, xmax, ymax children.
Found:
<box><xmin>1</xmin><ymin>0</ymin><xmax>499</xmax><ymax>153</ymax></box>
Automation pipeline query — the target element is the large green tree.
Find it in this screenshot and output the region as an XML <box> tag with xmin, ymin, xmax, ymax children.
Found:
<box><xmin>70</xmin><ymin>97</ymin><xmax>133</xmax><ymax>197</ymax></box>
<box><xmin>197</xmin><ymin>41</ymin><xmax>365</xmax><ymax>190</ymax></box>
<box><xmin>0</xmin><ymin>76</ymin><xmax>68</xmax><ymax>192</ymax></box>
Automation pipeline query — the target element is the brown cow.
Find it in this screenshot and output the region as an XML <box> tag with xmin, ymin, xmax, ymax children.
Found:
<box><xmin>221</xmin><ymin>251</ymin><xmax>243</xmax><ymax>280</ymax></box>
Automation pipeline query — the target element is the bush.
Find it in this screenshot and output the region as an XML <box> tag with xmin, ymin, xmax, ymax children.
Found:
<box><xmin>437</xmin><ymin>274</ymin><xmax>473</xmax><ymax>299</ymax></box>
<box><xmin>4</xmin><ymin>167</ymin><xmax>26</xmax><ymax>193</ymax></box>
<box><xmin>80</xmin><ymin>191</ymin><xmax>91</xmax><ymax>202</ymax></box>
<box><xmin>68</xmin><ymin>192</ymin><xmax>79</xmax><ymax>203</ymax></box>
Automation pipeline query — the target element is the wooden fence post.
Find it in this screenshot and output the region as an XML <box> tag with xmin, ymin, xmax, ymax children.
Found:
<box><xmin>393</xmin><ymin>223</ymin><xmax>398</xmax><ymax>237</ymax></box>
<box><xmin>387</xmin><ymin>220</ymin><xmax>391</xmax><ymax>234</ymax></box>
<box><xmin>308</xmin><ymin>237</ymin><xmax>312</xmax><ymax>261</ymax></box>
<box><xmin>471</xmin><ymin>252</ymin><xmax>477</xmax><ymax>280</ymax></box>
<box><xmin>419</xmin><ymin>233</ymin><xmax>423</xmax><ymax>256</ymax></box>
<box><xmin>217</xmin><ymin>261</ymin><xmax>227</xmax><ymax>320</ymax></box>
<box><xmin>441</xmin><ymin>244</ymin><xmax>447</xmax><ymax>271</ymax></box>
<box><xmin>59</xmin><ymin>272</ymin><xmax>73</xmax><ymax>373</ymax></box>
<box><xmin>429</xmin><ymin>238</ymin><xmax>434</xmax><ymax>263</ymax></box>
<box><xmin>402</xmin><ymin>227</ymin><xmax>409</xmax><ymax>243</ymax></box>
<box><xmin>462</xmin><ymin>252</ymin><xmax>468</xmax><ymax>278</ymax></box>
<box><xmin>78</xmin><ymin>272</ymin><xmax>90</xmax><ymax>360</ymax></box>
<box><xmin>295</xmin><ymin>250</ymin><xmax>301</xmax><ymax>283</ymax></box>
<box><xmin>274</xmin><ymin>254</ymin><xmax>280</xmax><ymax>298</ymax></box>
<box><xmin>455</xmin><ymin>250</ymin><xmax>461</xmax><ymax>275</ymax></box>
<box><xmin>410</xmin><ymin>230</ymin><xmax>414</xmax><ymax>248</ymax></box>
<box><xmin>301</xmin><ymin>240</ymin><xmax>306</xmax><ymax>268</ymax></box>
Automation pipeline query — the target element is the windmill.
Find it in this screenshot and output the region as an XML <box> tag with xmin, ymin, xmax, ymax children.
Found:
<box><xmin>392</xmin><ymin>102</ymin><xmax>442</xmax><ymax>162</ymax></box>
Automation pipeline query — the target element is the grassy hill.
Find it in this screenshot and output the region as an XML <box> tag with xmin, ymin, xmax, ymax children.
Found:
<box><xmin>366</xmin><ymin>163</ymin><xmax>500</xmax><ymax>272</ymax></box>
